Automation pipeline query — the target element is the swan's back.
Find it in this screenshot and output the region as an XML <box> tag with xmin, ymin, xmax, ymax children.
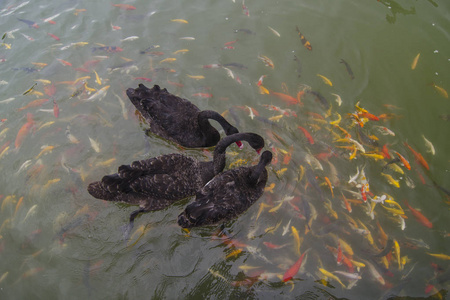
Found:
<box><xmin>178</xmin><ymin>164</ymin><xmax>269</xmax><ymax>228</ymax></box>
<box><xmin>126</xmin><ymin>84</ymin><xmax>221</xmax><ymax>148</ymax></box>
<box><xmin>87</xmin><ymin>154</ymin><xmax>206</xmax><ymax>210</ymax></box>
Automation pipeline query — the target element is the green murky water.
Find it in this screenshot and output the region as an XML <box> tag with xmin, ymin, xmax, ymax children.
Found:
<box><xmin>0</xmin><ymin>0</ymin><xmax>449</xmax><ymax>299</ymax></box>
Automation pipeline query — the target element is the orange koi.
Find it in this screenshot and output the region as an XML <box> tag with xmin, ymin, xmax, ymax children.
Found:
<box><xmin>112</xmin><ymin>3</ymin><xmax>136</xmax><ymax>10</ymax></box>
<box><xmin>404</xmin><ymin>199</ymin><xmax>432</xmax><ymax>228</ymax></box>
<box><xmin>18</xmin><ymin>99</ymin><xmax>50</xmax><ymax>111</ymax></box>
<box><xmin>381</xmin><ymin>144</ymin><xmax>391</xmax><ymax>159</ymax></box>
<box><xmin>53</xmin><ymin>100</ymin><xmax>59</xmax><ymax>118</ymax></box>
<box><xmin>282</xmin><ymin>252</ymin><xmax>306</xmax><ymax>282</ymax></box>
<box><xmin>341</xmin><ymin>192</ymin><xmax>352</xmax><ymax>213</ymax></box>
<box><xmin>337</xmin><ymin>243</ymin><xmax>343</xmax><ymax>265</ymax></box>
<box><xmin>192</xmin><ymin>93</ymin><xmax>213</xmax><ymax>98</ymax></box>
<box><xmin>324</xmin><ymin>177</ymin><xmax>333</xmax><ymax>197</ymax></box>
<box><xmin>15</xmin><ymin>113</ymin><xmax>34</xmax><ymax>149</ymax></box>
<box><xmin>394</xmin><ymin>151</ymin><xmax>411</xmax><ymax>170</ymax></box>
<box><xmin>403</xmin><ymin>142</ymin><xmax>429</xmax><ymax>170</ymax></box>
<box><xmin>57</xmin><ymin>59</ymin><xmax>72</xmax><ymax>66</ymax></box>
<box><xmin>296</xmin><ymin>90</ymin><xmax>305</xmax><ymax>106</ymax></box>
<box><xmin>359</xmin><ymin>111</ymin><xmax>379</xmax><ymax>121</ymax></box>
<box><xmin>283</xmin><ymin>146</ymin><xmax>293</xmax><ymax>165</ymax></box>
<box><xmin>270</xmin><ymin>91</ymin><xmax>298</xmax><ymax>105</ymax></box>
<box><xmin>47</xmin><ymin>33</ymin><xmax>60</xmax><ymax>41</ymax></box>
<box><xmin>297</xmin><ymin>126</ymin><xmax>314</xmax><ymax>144</ymax></box>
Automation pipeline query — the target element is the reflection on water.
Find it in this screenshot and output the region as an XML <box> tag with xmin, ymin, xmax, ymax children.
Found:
<box><xmin>0</xmin><ymin>0</ymin><xmax>449</xmax><ymax>299</ymax></box>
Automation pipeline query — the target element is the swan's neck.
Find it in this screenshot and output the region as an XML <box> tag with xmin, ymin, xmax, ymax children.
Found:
<box><xmin>248</xmin><ymin>160</ymin><xmax>267</xmax><ymax>185</ymax></box>
<box><xmin>198</xmin><ymin>110</ymin><xmax>235</xmax><ymax>135</ymax></box>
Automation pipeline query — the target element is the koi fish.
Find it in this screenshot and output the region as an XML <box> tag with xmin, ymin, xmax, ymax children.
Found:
<box><xmin>93</xmin><ymin>70</ymin><xmax>102</xmax><ymax>85</ymax></box>
<box><xmin>394</xmin><ymin>151</ymin><xmax>411</xmax><ymax>170</ymax></box>
<box><xmin>186</xmin><ymin>75</ymin><xmax>204</xmax><ymax>80</ymax></box>
<box><xmin>92</xmin><ymin>46</ymin><xmax>123</xmax><ymax>53</ymax></box>
<box><xmin>295</xmin><ymin>26</ymin><xmax>312</xmax><ymax>51</ymax></box>
<box><xmin>404</xmin><ymin>199</ymin><xmax>432</xmax><ymax>228</ymax></box>
<box><xmin>17</xmin><ymin>18</ymin><xmax>39</xmax><ymax>28</ymax></box>
<box><xmin>47</xmin><ymin>33</ymin><xmax>60</xmax><ymax>41</ymax></box>
<box><xmin>160</xmin><ymin>58</ymin><xmax>176</xmax><ymax>64</ymax></box>
<box><xmin>340</xmin><ymin>59</ymin><xmax>354</xmax><ymax>80</ymax></box>
<box><xmin>426</xmin><ymin>253</ymin><xmax>450</xmax><ymax>260</ymax></box>
<box><xmin>308</xmin><ymin>90</ymin><xmax>330</xmax><ymax>110</ymax></box>
<box><xmin>192</xmin><ymin>93</ymin><xmax>212</xmax><ymax>98</ymax></box>
<box><xmin>112</xmin><ymin>4</ymin><xmax>136</xmax><ymax>10</ymax></box>
<box><xmin>422</xmin><ymin>135</ymin><xmax>435</xmax><ymax>155</ymax></box>
<box><xmin>292</xmin><ymin>226</ymin><xmax>301</xmax><ymax>255</ymax></box>
<box><xmin>317</xmin><ymin>74</ymin><xmax>332</xmax><ymax>86</ymax></box>
<box><xmin>297</xmin><ymin>126</ymin><xmax>314</xmax><ymax>144</ymax></box>
<box><xmin>15</xmin><ymin>113</ymin><xmax>34</xmax><ymax>149</ymax></box>
<box><xmin>271</xmin><ymin>91</ymin><xmax>298</xmax><ymax>105</ymax></box>
<box><xmin>430</xmin><ymin>82</ymin><xmax>448</xmax><ymax>98</ymax></box>
<box><xmin>57</xmin><ymin>59</ymin><xmax>72</xmax><ymax>66</ymax></box>
<box><xmin>267</xmin><ymin>26</ymin><xmax>280</xmax><ymax>37</ymax></box>
<box><xmin>171</xmin><ymin>19</ymin><xmax>188</xmax><ymax>24</ymax></box>
<box><xmin>381</xmin><ymin>173</ymin><xmax>400</xmax><ymax>188</ymax></box>
<box><xmin>85</xmin><ymin>85</ymin><xmax>110</xmax><ymax>101</ymax></box>
<box><xmin>411</xmin><ymin>53</ymin><xmax>420</xmax><ymax>70</ymax></box>
<box><xmin>403</xmin><ymin>142</ymin><xmax>429</xmax><ymax>170</ymax></box>
<box><xmin>18</xmin><ymin>98</ymin><xmax>50</xmax><ymax>111</ymax></box>
<box><xmin>293</xmin><ymin>55</ymin><xmax>302</xmax><ymax>78</ymax></box>
<box><xmin>258</xmin><ymin>55</ymin><xmax>274</xmax><ymax>68</ymax></box>
<box><xmin>282</xmin><ymin>252</ymin><xmax>306</xmax><ymax>282</ymax></box>
<box><xmin>319</xmin><ymin>268</ymin><xmax>346</xmax><ymax>288</ymax></box>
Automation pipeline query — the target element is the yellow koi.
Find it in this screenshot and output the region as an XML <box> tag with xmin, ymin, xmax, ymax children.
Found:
<box><xmin>95</xmin><ymin>158</ymin><xmax>116</xmax><ymax>167</ymax></box>
<box><xmin>381</xmin><ymin>173</ymin><xmax>400</xmax><ymax>188</ymax></box>
<box><xmin>276</xmin><ymin>168</ymin><xmax>287</xmax><ymax>176</ymax></box>
<box><xmin>226</xmin><ymin>249</ymin><xmax>243</xmax><ymax>259</ymax></box>
<box><xmin>264</xmin><ymin>183</ymin><xmax>275</xmax><ymax>193</ymax></box>
<box><xmin>35</xmin><ymin>145</ymin><xmax>55</xmax><ymax>159</ymax></box>
<box><xmin>329</xmin><ymin>113</ymin><xmax>341</xmax><ymax>125</ymax></box>
<box><xmin>0</xmin><ymin>272</ymin><xmax>8</xmax><ymax>284</ymax></box>
<box><xmin>74</xmin><ymin>76</ymin><xmax>91</xmax><ymax>85</ymax></box>
<box><xmin>319</xmin><ymin>268</ymin><xmax>345</xmax><ymax>288</ymax></box>
<box><xmin>0</xmin><ymin>146</ymin><xmax>9</xmax><ymax>160</ymax></box>
<box><xmin>171</xmin><ymin>19</ymin><xmax>188</xmax><ymax>24</ymax></box>
<box><xmin>172</xmin><ymin>49</ymin><xmax>189</xmax><ymax>54</ymax></box>
<box><xmin>298</xmin><ymin>165</ymin><xmax>305</xmax><ymax>182</ymax></box>
<box><xmin>426</xmin><ymin>253</ymin><xmax>450</xmax><ymax>260</ymax></box>
<box><xmin>35</xmin><ymin>79</ymin><xmax>51</xmax><ymax>85</ymax></box>
<box><xmin>361</xmin><ymin>153</ymin><xmax>385</xmax><ymax>161</ymax></box>
<box><xmin>291</xmin><ymin>226</ymin><xmax>301</xmax><ymax>255</ymax></box>
<box><xmin>259</xmin><ymin>85</ymin><xmax>269</xmax><ymax>94</ymax></box>
<box><xmin>159</xmin><ymin>58</ymin><xmax>177</xmax><ymax>64</ymax></box>
<box><xmin>317</xmin><ymin>74</ymin><xmax>332</xmax><ymax>86</ymax></box>
<box><xmin>411</xmin><ymin>53</ymin><xmax>420</xmax><ymax>70</ymax></box>
<box><xmin>256</xmin><ymin>203</ymin><xmax>271</xmax><ymax>221</ymax></box>
<box><xmin>84</xmin><ymin>82</ymin><xmax>96</xmax><ymax>93</ymax></box>
<box><xmin>394</xmin><ymin>239</ymin><xmax>401</xmax><ymax>270</ymax></box>
<box><xmin>186</xmin><ymin>74</ymin><xmax>204</xmax><ymax>80</ymax></box>
<box><xmin>431</xmin><ymin>82</ymin><xmax>448</xmax><ymax>98</ymax></box>
<box><xmin>94</xmin><ymin>70</ymin><xmax>102</xmax><ymax>85</ymax></box>
<box><xmin>268</xmin><ymin>115</ymin><xmax>284</xmax><ymax>122</ymax></box>
<box><xmin>1</xmin><ymin>195</ymin><xmax>15</xmax><ymax>212</ymax></box>
<box><xmin>31</xmin><ymin>62</ymin><xmax>48</xmax><ymax>68</ymax></box>
<box><xmin>127</xmin><ymin>224</ymin><xmax>151</xmax><ymax>247</ymax></box>
<box><xmin>386</xmin><ymin>163</ymin><xmax>404</xmax><ymax>175</ymax></box>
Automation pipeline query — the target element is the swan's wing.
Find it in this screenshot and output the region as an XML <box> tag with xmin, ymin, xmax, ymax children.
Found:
<box><xmin>118</xmin><ymin>154</ymin><xmax>193</xmax><ymax>177</ymax></box>
<box><xmin>129</xmin><ymin>173</ymin><xmax>197</xmax><ymax>200</ymax></box>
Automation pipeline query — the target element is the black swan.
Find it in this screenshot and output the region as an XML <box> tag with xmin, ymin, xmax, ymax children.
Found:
<box><xmin>87</xmin><ymin>133</ymin><xmax>265</xmax><ymax>235</ymax></box>
<box><xmin>177</xmin><ymin>150</ymin><xmax>272</xmax><ymax>228</ymax></box>
<box><xmin>126</xmin><ymin>84</ymin><xmax>239</xmax><ymax>148</ymax></box>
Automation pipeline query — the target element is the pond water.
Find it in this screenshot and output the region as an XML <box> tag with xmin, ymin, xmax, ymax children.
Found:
<box><xmin>0</xmin><ymin>0</ymin><xmax>449</xmax><ymax>299</ymax></box>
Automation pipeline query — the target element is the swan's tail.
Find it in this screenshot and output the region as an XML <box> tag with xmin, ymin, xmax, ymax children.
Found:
<box><xmin>87</xmin><ymin>181</ymin><xmax>118</xmax><ymax>201</ymax></box>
